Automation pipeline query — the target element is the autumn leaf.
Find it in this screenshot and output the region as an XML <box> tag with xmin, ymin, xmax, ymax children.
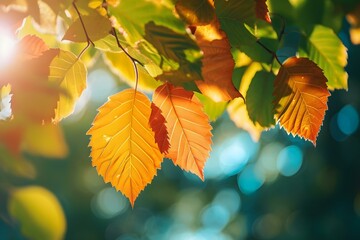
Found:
<box><xmin>255</xmin><ymin>0</ymin><xmax>271</xmax><ymax>23</ymax></box>
<box><xmin>273</xmin><ymin>57</ymin><xmax>330</xmax><ymax>145</ymax></box>
<box><xmin>48</xmin><ymin>50</ymin><xmax>87</xmax><ymax>122</ymax></box>
<box><xmin>63</xmin><ymin>10</ymin><xmax>112</xmax><ymax>42</ymax></box>
<box><xmin>152</xmin><ymin>83</ymin><xmax>212</xmax><ymax>180</ymax></box>
<box><xmin>194</xmin><ymin>16</ymin><xmax>243</xmax><ymax>102</ymax></box>
<box><xmin>87</xmin><ymin>89</ymin><xmax>163</xmax><ymax>206</ymax></box>
<box><xmin>0</xmin><ymin>84</ymin><xmax>12</xmax><ymax>120</ymax></box>
<box><xmin>195</xmin><ymin>92</ymin><xmax>228</xmax><ymax>122</ymax></box>
<box><xmin>149</xmin><ymin>103</ymin><xmax>170</xmax><ymax>154</ymax></box>
<box><xmin>175</xmin><ymin>0</ymin><xmax>215</xmax><ymax>26</ymax></box>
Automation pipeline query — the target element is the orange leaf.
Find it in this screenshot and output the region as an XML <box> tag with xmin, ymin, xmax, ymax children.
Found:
<box><xmin>255</xmin><ymin>0</ymin><xmax>271</xmax><ymax>23</ymax></box>
<box><xmin>153</xmin><ymin>83</ymin><xmax>212</xmax><ymax>180</ymax></box>
<box><xmin>274</xmin><ymin>57</ymin><xmax>330</xmax><ymax>145</ymax></box>
<box><xmin>149</xmin><ymin>103</ymin><xmax>170</xmax><ymax>154</ymax></box>
<box><xmin>195</xmin><ymin>18</ymin><xmax>243</xmax><ymax>102</ymax></box>
<box><xmin>15</xmin><ymin>35</ymin><xmax>49</xmax><ymax>61</ymax></box>
<box><xmin>87</xmin><ymin>89</ymin><xmax>163</xmax><ymax>207</ymax></box>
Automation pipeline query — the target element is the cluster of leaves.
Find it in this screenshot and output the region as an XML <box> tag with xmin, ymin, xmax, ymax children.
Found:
<box><xmin>0</xmin><ymin>0</ymin><xmax>357</xmax><ymax>207</ymax></box>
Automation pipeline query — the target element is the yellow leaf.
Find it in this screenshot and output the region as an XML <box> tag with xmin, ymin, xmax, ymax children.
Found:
<box><xmin>8</xmin><ymin>186</ymin><xmax>66</xmax><ymax>240</ymax></box>
<box><xmin>153</xmin><ymin>83</ymin><xmax>212</xmax><ymax>180</ymax></box>
<box><xmin>49</xmin><ymin>50</ymin><xmax>87</xmax><ymax>122</ymax></box>
<box><xmin>22</xmin><ymin>123</ymin><xmax>68</xmax><ymax>158</ymax></box>
<box><xmin>104</xmin><ymin>51</ymin><xmax>162</xmax><ymax>92</ymax></box>
<box><xmin>274</xmin><ymin>57</ymin><xmax>330</xmax><ymax>145</ymax></box>
<box><xmin>87</xmin><ymin>89</ymin><xmax>163</xmax><ymax>206</ymax></box>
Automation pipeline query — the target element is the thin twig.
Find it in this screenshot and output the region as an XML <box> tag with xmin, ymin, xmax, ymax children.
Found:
<box><xmin>72</xmin><ymin>1</ymin><xmax>95</xmax><ymax>47</ymax></box>
<box><xmin>112</xmin><ymin>28</ymin><xmax>140</xmax><ymax>91</ymax></box>
<box><xmin>256</xmin><ymin>39</ymin><xmax>282</xmax><ymax>66</ymax></box>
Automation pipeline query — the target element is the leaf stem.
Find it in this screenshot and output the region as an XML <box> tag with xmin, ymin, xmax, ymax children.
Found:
<box><xmin>112</xmin><ymin>28</ymin><xmax>141</xmax><ymax>91</ymax></box>
<box><xmin>72</xmin><ymin>1</ymin><xmax>95</xmax><ymax>47</ymax></box>
<box><xmin>256</xmin><ymin>39</ymin><xmax>282</xmax><ymax>66</ymax></box>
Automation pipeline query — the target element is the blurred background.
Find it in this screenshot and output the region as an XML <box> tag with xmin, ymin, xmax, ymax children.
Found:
<box><xmin>1</xmin><ymin>15</ymin><xmax>360</xmax><ymax>240</ymax></box>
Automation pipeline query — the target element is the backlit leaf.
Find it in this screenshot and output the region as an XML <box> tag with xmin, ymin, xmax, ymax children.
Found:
<box><xmin>0</xmin><ymin>84</ymin><xmax>12</xmax><ymax>120</ymax></box>
<box><xmin>8</xmin><ymin>186</ymin><xmax>66</xmax><ymax>240</ymax></box>
<box><xmin>103</xmin><ymin>51</ymin><xmax>162</xmax><ymax>92</ymax></box>
<box><xmin>49</xmin><ymin>50</ymin><xmax>87</xmax><ymax>122</ymax></box>
<box><xmin>195</xmin><ymin>93</ymin><xmax>228</xmax><ymax>122</ymax></box>
<box><xmin>109</xmin><ymin>0</ymin><xmax>185</xmax><ymax>44</ymax></box>
<box><xmin>22</xmin><ymin>124</ymin><xmax>68</xmax><ymax>158</ymax></box>
<box><xmin>175</xmin><ymin>0</ymin><xmax>215</xmax><ymax>26</ymax></box>
<box><xmin>152</xmin><ymin>83</ymin><xmax>212</xmax><ymax>180</ymax></box>
<box><xmin>87</xmin><ymin>89</ymin><xmax>163</xmax><ymax>206</ymax></box>
<box><xmin>273</xmin><ymin>57</ymin><xmax>330</xmax><ymax>145</ymax></box>
<box><xmin>63</xmin><ymin>10</ymin><xmax>112</xmax><ymax>42</ymax></box>
<box><xmin>149</xmin><ymin>103</ymin><xmax>170</xmax><ymax>154</ymax></box>
<box><xmin>194</xmin><ymin>18</ymin><xmax>243</xmax><ymax>102</ymax></box>
<box><xmin>246</xmin><ymin>70</ymin><xmax>275</xmax><ymax>127</ymax></box>
<box><xmin>228</xmin><ymin>64</ymin><xmax>265</xmax><ymax>141</ymax></box>
<box><xmin>302</xmin><ymin>25</ymin><xmax>348</xmax><ymax>90</ymax></box>
<box><xmin>255</xmin><ymin>0</ymin><xmax>271</xmax><ymax>23</ymax></box>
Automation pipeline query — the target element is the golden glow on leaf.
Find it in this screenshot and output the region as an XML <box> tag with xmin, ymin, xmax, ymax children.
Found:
<box><xmin>153</xmin><ymin>83</ymin><xmax>212</xmax><ymax>180</ymax></box>
<box><xmin>274</xmin><ymin>57</ymin><xmax>330</xmax><ymax>145</ymax></box>
<box><xmin>87</xmin><ymin>89</ymin><xmax>163</xmax><ymax>206</ymax></box>
<box><xmin>194</xmin><ymin>18</ymin><xmax>243</xmax><ymax>102</ymax></box>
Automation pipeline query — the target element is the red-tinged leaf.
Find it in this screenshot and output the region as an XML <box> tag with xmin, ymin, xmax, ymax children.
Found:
<box><xmin>255</xmin><ymin>0</ymin><xmax>271</xmax><ymax>23</ymax></box>
<box><xmin>10</xmin><ymin>49</ymin><xmax>61</xmax><ymax>123</ymax></box>
<box><xmin>87</xmin><ymin>89</ymin><xmax>163</xmax><ymax>207</ymax></box>
<box><xmin>152</xmin><ymin>83</ymin><xmax>212</xmax><ymax>180</ymax></box>
<box><xmin>149</xmin><ymin>103</ymin><xmax>170</xmax><ymax>154</ymax></box>
<box><xmin>15</xmin><ymin>35</ymin><xmax>49</xmax><ymax>61</ymax></box>
<box><xmin>274</xmin><ymin>57</ymin><xmax>330</xmax><ymax>145</ymax></box>
<box><xmin>194</xmin><ymin>18</ymin><xmax>243</xmax><ymax>102</ymax></box>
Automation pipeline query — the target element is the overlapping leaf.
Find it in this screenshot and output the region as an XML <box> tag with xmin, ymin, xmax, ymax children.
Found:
<box><xmin>175</xmin><ymin>0</ymin><xmax>215</xmax><ymax>26</ymax></box>
<box><xmin>194</xmin><ymin>17</ymin><xmax>243</xmax><ymax>102</ymax></box>
<box><xmin>303</xmin><ymin>25</ymin><xmax>348</xmax><ymax>90</ymax></box>
<box><xmin>152</xmin><ymin>83</ymin><xmax>212</xmax><ymax>180</ymax></box>
<box><xmin>246</xmin><ymin>70</ymin><xmax>275</xmax><ymax>127</ymax></box>
<box><xmin>228</xmin><ymin>64</ymin><xmax>265</xmax><ymax>141</ymax></box>
<box><xmin>149</xmin><ymin>103</ymin><xmax>170</xmax><ymax>154</ymax></box>
<box><xmin>255</xmin><ymin>0</ymin><xmax>271</xmax><ymax>23</ymax></box>
<box><xmin>49</xmin><ymin>50</ymin><xmax>87</xmax><ymax>122</ymax></box>
<box><xmin>63</xmin><ymin>10</ymin><xmax>112</xmax><ymax>42</ymax></box>
<box><xmin>87</xmin><ymin>89</ymin><xmax>163</xmax><ymax>206</ymax></box>
<box><xmin>109</xmin><ymin>0</ymin><xmax>185</xmax><ymax>45</ymax></box>
<box><xmin>274</xmin><ymin>57</ymin><xmax>330</xmax><ymax>145</ymax></box>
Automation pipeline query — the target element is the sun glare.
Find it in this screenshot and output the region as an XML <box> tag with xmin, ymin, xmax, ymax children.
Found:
<box><xmin>0</xmin><ymin>31</ymin><xmax>16</xmax><ymax>67</ymax></box>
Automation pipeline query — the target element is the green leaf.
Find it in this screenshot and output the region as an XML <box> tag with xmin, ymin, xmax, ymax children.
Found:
<box><xmin>63</xmin><ymin>10</ymin><xmax>112</xmax><ymax>42</ymax></box>
<box><xmin>8</xmin><ymin>186</ymin><xmax>66</xmax><ymax>240</ymax></box>
<box><xmin>195</xmin><ymin>93</ymin><xmax>228</xmax><ymax>122</ymax></box>
<box><xmin>302</xmin><ymin>25</ymin><xmax>348</xmax><ymax>90</ymax></box>
<box><xmin>215</xmin><ymin>0</ymin><xmax>256</xmax><ymax>23</ymax></box>
<box><xmin>49</xmin><ymin>50</ymin><xmax>87</xmax><ymax>122</ymax></box>
<box><xmin>175</xmin><ymin>0</ymin><xmax>215</xmax><ymax>26</ymax></box>
<box><xmin>109</xmin><ymin>0</ymin><xmax>185</xmax><ymax>45</ymax></box>
<box><xmin>246</xmin><ymin>70</ymin><xmax>275</xmax><ymax>127</ymax></box>
<box><xmin>144</xmin><ymin>22</ymin><xmax>202</xmax><ymax>85</ymax></box>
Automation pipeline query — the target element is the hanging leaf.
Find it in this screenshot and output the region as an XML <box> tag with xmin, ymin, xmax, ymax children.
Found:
<box><xmin>273</xmin><ymin>57</ymin><xmax>330</xmax><ymax>145</ymax></box>
<box><xmin>255</xmin><ymin>0</ymin><xmax>271</xmax><ymax>23</ymax></box>
<box><xmin>246</xmin><ymin>70</ymin><xmax>275</xmax><ymax>127</ymax></box>
<box><xmin>194</xmin><ymin>18</ymin><xmax>243</xmax><ymax>102</ymax></box>
<box><xmin>302</xmin><ymin>25</ymin><xmax>348</xmax><ymax>90</ymax></box>
<box><xmin>228</xmin><ymin>64</ymin><xmax>265</xmax><ymax>141</ymax></box>
<box><xmin>22</xmin><ymin>123</ymin><xmax>68</xmax><ymax>158</ymax></box>
<box><xmin>152</xmin><ymin>83</ymin><xmax>212</xmax><ymax>180</ymax></box>
<box><xmin>63</xmin><ymin>10</ymin><xmax>112</xmax><ymax>42</ymax></box>
<box><xmin>149</xmin><ymin>103</ymin><xmax>170</xmax><ymax>154</ymax></box>
<box><xmin>144</xmin><ymin>22</ymin><xmax>202</xmax><ymax>85</ymax></box>
<box><xmin>87</xmin><ymin>89</ymin><xmax>163</xmax><ymax>206</ymax></box>
<box><xmin>195</xmin><ymin>93</ymin><xmax>228</xmax><ymax>122</ymax></box>
<box><xmin>48</xmin><ymin>50</ymin><xmax>87</xmax><ymax>122</ymax></box>
<box><xmin>175</xmin><ymin>0</ymin><xmax>215</xmax><ymax>26</ymax></box>
<box><xmin>103</xmin><ymin>51</ymin><xmax>162</xmax><ymax>91</ymax></box>
<box><xmin>109</xmin><ymin>0</ymin><xmax>185</xmax><ymax>44</ymax></box>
